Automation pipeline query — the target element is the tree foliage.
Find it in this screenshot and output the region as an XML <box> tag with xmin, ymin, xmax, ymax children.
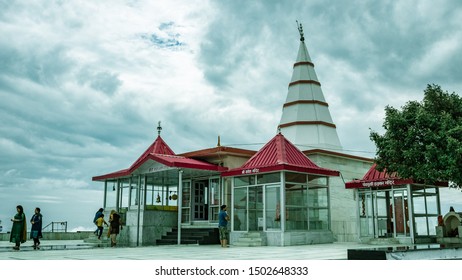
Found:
<box><xmin>370</xmin><ymin>84</ymin><xmax>462</xmax><ymax>187</ymax></box>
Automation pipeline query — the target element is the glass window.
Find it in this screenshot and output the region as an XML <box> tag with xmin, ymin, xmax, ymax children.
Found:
<box><xmin>309</xmin><ymin>208</ymin><xmax>329</xmax><ymax>230</ymax></box>
<box><xmin>182</xmin><ymin>181</ymin><xmax>191</xmax><ymax>223</ymax></box>
<box><xmin>286</xmin><ymin>172</ymin><xmax>307</xmax><ymax>183</ymax></box>
<box><xmin>209</xmin><ymin>178</ymin><xmax>220</xmax><ymax>205</ymax></box>
<box><xmin>209</xmin><ymin>178</ymin><xmax>220</xmax><ymax>222</ymax></box>
<box><xmin>286</xmin><ymin>183</ymin><xmax>308</xmax><ymax>230</ymax></box>
<box><xmin>120</xmin><ymin>184</ymin><xmax>130</xmax><ymax>208</ymax></box>
<box><xmin>233</xmin><ymin>187</ymin><xmax>247</xmax><ymax>231</ymax></box>
<box><xmin>308</xmin><ymin>175</ymin><xmax>327</xmax><ymax>186</ymax></box>
<box><xmin>265</xmin><ymin>185</ymin><xmax>281</xmax><ymax>230</ymax></box>
<box><xmin>412</xmin><ymin>193</ymin><xmax>426</xmax><ymax>214</ymax></box>
<box><xmin>257</xmin><ymin>173</ymin><xmax>280</xmax><ymax>184</ymax></box>
<box><xmin>285</xmin><ymin>184</ymin><xmax>307</xmax><ymax>206</ymax></box>
<box><xmin>307</xmin><ymin>187</ymin><xmax>328</xmax><ymax>208</ymax></box>
<box><xmin>414</xmin><ymin>216</ymin><xmax>429</xmax><ymax>236</ymax></box>
<box><xmin>286</xmin><ymin>207</ymin><xmax>308</xmax><ymax>230</ymax></box>
<box><xmin>234</xmin><ymin>176</ymin><xmax>255</xmax><ymax>187</ymax></box>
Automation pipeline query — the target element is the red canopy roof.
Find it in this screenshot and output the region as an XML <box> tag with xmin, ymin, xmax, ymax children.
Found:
<box><xmin>345</xmin><ymin>163</ymin><xmax>448</xmax><ymax>189</ymax></box>
<box><xmin>222</xmin><ymin>133</ymin><xmax>339</xmax><ymax>177</ymax></box>
<box><xmin>92</xmin><ymin>136</ymin><xmax>226</xmax><ymax>181</ymax></box>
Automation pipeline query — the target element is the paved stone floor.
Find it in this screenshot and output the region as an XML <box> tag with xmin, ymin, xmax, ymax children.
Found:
<box><xmin>0</xmin><ymin>240</ymin><xmax>386</xmax><ymax>260</ymax></box>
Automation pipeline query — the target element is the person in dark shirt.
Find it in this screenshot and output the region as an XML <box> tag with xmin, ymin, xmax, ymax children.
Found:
<box><xmin>218</xmin><ymin>205</ymin><xmax>229</xmax><ymax>248</ymax></box>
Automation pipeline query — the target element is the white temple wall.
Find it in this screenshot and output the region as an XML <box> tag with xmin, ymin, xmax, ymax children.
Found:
<box><xmin>307</xmin><ymin>152</ymin><xmax>373</xmax><ymax>242</ymax></box>
<box><xmin>121</xmin><ymin>209</ymin><xmax>177</xmax><ymax>246</ymax></box>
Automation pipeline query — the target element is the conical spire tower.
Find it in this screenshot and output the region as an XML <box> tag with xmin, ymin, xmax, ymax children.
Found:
<box><xmin>278</xmin><ymin>22</ymin><xmax>342</xmax><ymax>152</ymax></box>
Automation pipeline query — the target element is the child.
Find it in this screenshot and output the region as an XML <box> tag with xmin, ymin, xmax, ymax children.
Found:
<box><xmin>95</xmin><ymin>214</ymin><xmax>108</xmax><ymax>240</ymax></box>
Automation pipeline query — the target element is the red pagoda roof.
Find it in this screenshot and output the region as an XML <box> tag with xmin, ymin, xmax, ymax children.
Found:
<box><xmin>221</xmin><ymin>133</ymin><xmax>339</xmax><ymax>177</ymax></box>
<box><xmin>345</xmin><ymin>163</ymin><xmax>447</xmax><ymax>189</ymax></box>
<box><xmin>92</xmin><ymin>136</ymin><xmax>226</xmax><ymax>181</ymax></box>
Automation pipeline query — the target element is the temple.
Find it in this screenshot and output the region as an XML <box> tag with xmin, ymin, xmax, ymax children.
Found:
<box><xmin>92</xmin><ymin>24</ymin><xmax>446</xmax><ymax>246</ymax></box>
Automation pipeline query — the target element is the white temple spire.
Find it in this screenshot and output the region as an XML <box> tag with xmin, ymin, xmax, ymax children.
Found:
<box><xmin>278</xmin><ymin>22</ymin><xmax>342</xmax><ymax>152</ymax></box>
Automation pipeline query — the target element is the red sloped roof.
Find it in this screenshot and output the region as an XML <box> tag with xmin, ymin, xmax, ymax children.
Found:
<box><xmin>92</xmin><ymin>136</ymin><xmax>226</xmax><ymax>181</ymax></box>
<box><xmin>222</xmin><ymin>133</ymin><xmax>339</xmax><ymax>177</ymax></box>
<box><xmin>345</xmin><ymin>163</ymin><xmax>413</xmax><ymax>189</ymax></box>
<box><xmin>129</xmin><ymin>136</ymin><xmax>175</xmax><ymax>169</ymax></box>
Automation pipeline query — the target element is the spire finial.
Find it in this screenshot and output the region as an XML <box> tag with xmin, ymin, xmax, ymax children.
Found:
<box><xmin>157</xmin><ymin>121</ymin><xmax>162</xmax><ymax>136</ymax></box>
<box><xmin>217</xmin><ymin>135</ymin><xmax>221</xmax><ymax>147</ymax></box>
<box><xmin>296</xmin><ymin>20</ymin><xmax>304</xmax><ymax>42</ymax></box>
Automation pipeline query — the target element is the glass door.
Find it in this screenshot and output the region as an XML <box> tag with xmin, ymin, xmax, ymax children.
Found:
<box><xmin>192</xmin><ymin>180</ymin><xmax>208</xmax><ymax>220</ymax></box>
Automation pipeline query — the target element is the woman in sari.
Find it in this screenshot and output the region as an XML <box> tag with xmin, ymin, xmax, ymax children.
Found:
<box><xmin>10</xmin><ymin>205</ymin><xmax>27</xmax><ymax>250</ymax></box>
<box><xmin>30</xmin><ymin>207</ymin><xmax>43</xmax><ymax>249</ymax></box>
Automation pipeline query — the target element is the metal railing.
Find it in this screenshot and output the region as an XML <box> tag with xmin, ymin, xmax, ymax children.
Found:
<box><xmin>42</xmin><ymin>221</ymin><xmax>68</xmax><ymax>233</ymax></box>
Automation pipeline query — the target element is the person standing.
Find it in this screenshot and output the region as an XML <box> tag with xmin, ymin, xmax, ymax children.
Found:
<box><xmin>30</xmin><ymin>207</ymin><xmax>43</xmax><ymax>249</ymax></box>
<box><xmin>108</xmin><ymin>210</ymin><xmax>122</xmax><ymax>247</ymax></box>
<box><xmin>10</xmin><ymin>205</ymin><xmax>27</xmax><ymax>250</ymax></box>
<box><xmin>93</xmin><ymin>208</ymin><xmax>104</xmax><ymax>235</ymax></box>
<box><xmin>218</xmin><ymin>205</ymin><xmax>229</xmax><ymax>248</ymax></box>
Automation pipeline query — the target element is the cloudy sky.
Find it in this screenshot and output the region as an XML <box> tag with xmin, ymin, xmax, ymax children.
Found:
<box><xmin>1</xmin><ymin>0</ymin><xmax>462</xmax><ymax>232</ymax></box>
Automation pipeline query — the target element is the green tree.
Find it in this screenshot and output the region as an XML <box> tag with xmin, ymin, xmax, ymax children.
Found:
<box><xmin>370</xmin><ymin>84</ymin><xmax>462</xmax><ymax>187</ymax></box>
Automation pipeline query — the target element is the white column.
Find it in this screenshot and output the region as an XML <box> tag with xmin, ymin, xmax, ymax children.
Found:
<box><xmin>136</xmin><ymin>175</ymin><xmax>142</xmax><ymax>246</ymax></box>
<box><xmin>407</xmin><ymin>184</ymin><xmax>415</xmax><ymax>244</ymax></box>
<box><xmin>280</xmin><ymin>171</ymin><xmax>286</xmax><ymax>246</ymax></box>
<box><xmin>177</xmin><ymin>169</ymin><xmax>183</xmax><ymax>245</ymax></box>
<box><xmin>103</xmin><ymin>181</ymin><xmax>107</xmax><ymax>208</ymax></box>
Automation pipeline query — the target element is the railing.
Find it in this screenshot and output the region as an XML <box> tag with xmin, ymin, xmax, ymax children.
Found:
<box><xmin>42</xmin><ymin>221</ymin><xmax>68</xmax><ymax>233</ymax></box>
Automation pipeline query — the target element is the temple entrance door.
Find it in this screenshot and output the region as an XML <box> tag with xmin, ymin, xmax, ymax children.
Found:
<box><xmin>192</xmin><ymin>180</ymin><xmax>208</xmax><ymax>220</ymax></box>
<box><xmin>391</xmin><ymin>190</ymin><xmax>409</xmax><ymax>236</ymax></box>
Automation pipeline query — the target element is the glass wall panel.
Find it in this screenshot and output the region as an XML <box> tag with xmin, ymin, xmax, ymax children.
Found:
<box><xmin>286</xmin><ymin>172</ymin><xmax>307</xmax><ymax>183</ymax></box>
<box><xmin>146</xmin><ymin>183</ymin><xmax>154</xmax><ymax>205</ymax></box>
<box><xmin>376</xmin><ymin>191</ymin><xmax>388</xmax><ymax>237</ymax></box>
<box><xmin>286</xmin><ymin>207</ymin><xmax>308</xmax><ymax>230</ymax></box>
<box><xmin>308</xmin><ymin>175</ymin><xmax>327</xmax><ymax>186</ymax></box>
<box><xmin>309</xmin><ymin>208</ymin><xmax>328</xmax><ymax>230</ymax></box>
<box><xmin>359</xmin><ymin>191</ymin><xmax>374</xmax><ymax>237</ymax></box>
<box><xmin>307</xmin><ymin>187</ymin><xmax>328</xmax><ymax>207</ymax></box>
<box><xmin>414</xmin><ymin>216</ymin><xmax>429</xmax><ymax>236</ymax></box>
<box><xmin>209</xmin><ymin>177</ymin><xmax>220</xmax><ymax>222</ymax></box>
<box><xmin>426</xmin><ymin>193</ymin><xmax>438</xmax><ymax>215</ymax></box>
<box><xmin>412</xmin><ymin>194</ymin><xmax>426</xmax><ymax>214</ymax></box>
<box><xmin>286</xmin><ymin>184</ymin><xmax>307</xmax><ymax>205</ymax></box>
<box><xmin>233</xmin><ymin>187</ymin><xmax>247</xmax><ymax>231</ymax></box>
<box><xmin>248</xmin><ymin>186</ymin><xmax>263</xmax><ymax>231</ymax></box>
<box><xmin>130</xmin><ymin>185</ymin><xmax>138</xmax><ymax>206</ymax></box>
<box><xmin>182</xmin><ymin>181</ymin><xmax>191</xmax><ymax>223</ymax></box>
<box><xmin>265</xmin><ymin>184</ymin><xmax>281</xmax><ymax>230</ymax></box>
<box><xmin>120</xmin><ymin>185</ymin><xmax>130</xmax><ymax>208</ymax></box>
<box><xmin>286</xmin><ymin>183</ymin><xmax>308</xmax><ymax>230</ymax></box>
<box><xmin>234</xmin><ymin>176</ymin><xmax>255</xmax><ymax>187</ymax></box>
<box><xmin>257</xmin><ymin>173</ymin><xmax>280</xmax><ymax>184</ymax></box>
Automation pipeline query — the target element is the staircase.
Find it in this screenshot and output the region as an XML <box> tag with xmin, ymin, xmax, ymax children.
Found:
<box><xmin>83</xmin><ymin>229</ymin><xmax>111</xmax><ymax>247</ymax></box>
<box><xmin>233</xmin><ymin>232</ymin><xmax>266</xmax><ymax>247</ymax></box>
<box><xmin>156</xmin><ymin>227</ymin><xmax>220</xmax><ymax>245</ymax></box>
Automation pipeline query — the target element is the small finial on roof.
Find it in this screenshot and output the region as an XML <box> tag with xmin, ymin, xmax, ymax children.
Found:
<box><xmin>277</xmin><ymin>126</ymin><xmax>282</xmax><ymax>134</ymax></box>
<box><xmin>296</xmin><ymin>20</ymin><xmax>304</xmax><ymax>42</ymax></box>
<box><xmin>157</xmin><ymin>121</ymin><xmax>162</xmax><ymax>136</ymax></box>
<box><xmin>217</xmin><ymin>135</ymin><xmax>221</xmax><ymax>147</ymax></box>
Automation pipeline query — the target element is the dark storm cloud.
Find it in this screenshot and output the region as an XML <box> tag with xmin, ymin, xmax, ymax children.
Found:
<box><xmin>1</xmin><ymin>0</ymin><xmax>461</xmax><ymax>231</ymax></box>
